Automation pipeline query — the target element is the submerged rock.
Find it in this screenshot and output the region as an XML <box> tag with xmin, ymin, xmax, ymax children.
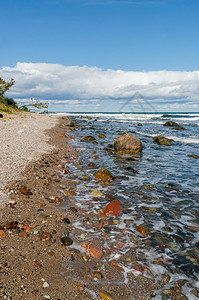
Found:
<box><xmin>173</xmin><ymin>126</ymin><xmax>185</xmax><ymax>130</ymax></box>
<box><xmin>95</xmin><ymin>168</ymin><xmax>114</xmax><ymax>182</ymax></box>
<box><xmin>105</xmin><ymin>200</ymin><xmax>123</xmax><ymax>216</ymax></box>
<box><xmin>83</xmin><ymin>136</ymin><xmax>96</xmax><ymax>141</ymax></box>
<box><xmin>114</xmin><ymin>133</ymin><xmax>142</xmax><ymax>155</ymax></box>
<box><xmin>98</xmin><ymin>133</ymin><xmax>106</xmax><ymax>138</ymax></box>
<box><xmin>188</xmin><ymin>154</ymin><xmax>199</xmax><ymax>158</ymax></box>
<box><xmin>153</xmin><ymin>136</ymin><xmax>172</xmax><ymax>146</ymax></box>
<box><xmin>163</xmin><ymin>121</ymin><xmax>179</xmax><ymax>127</ymax></box>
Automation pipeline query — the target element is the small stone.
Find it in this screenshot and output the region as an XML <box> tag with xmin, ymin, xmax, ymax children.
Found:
<box><xmin>136</xmin><ymin>225</ymin><xmax>150</xmax><ymax>237</ymax></box>
<box><xmin>100</xmin><ymin>290</ymin><xmax>114</xmax><ymax>300</ymax></box>
<box><xmin>43</xmin><ymin>282</ymin><xmax>50</xmax><ymax>288</ymax></box>
<box><xmin>83</xmin><ymin>136</ymin><xmax>95</xmax><ymax>141</ymax></box>
<box><xmin>19</xmin><ymin>187</ymin><xmax>32</xmax><ymax>195</ymax></box>
<box><xmin>60</xmin><ymin>236</ymin><xmax>73</xmax><ymax>246</ymax></box>
<box><xmin>188</xmin><ymin>154</ymin><xmax>199</xmax><ymax>158</ymax></box>
<box><xmin>5</xmin><ymin>221</ymin><xmax>18</xmax><ymax>229</ymax></box>
<box><xmin>0</xmin><ymin>230</ymin><xmax>6</xmax><ymax>238</ymax></box>
<box><xmin>63</xmin><ymin>217</ymin><xmax>70</xmax><ymax>224</ymax></box>
<box><xmin>41</xmin><ymin>232</ymin><xmax>52</xmax><ymax>241</ymax></box>
<box><xmin>77</xmin><ymin>284</ymin><xmax>85</xmax><ymax>291</ymax></box>
<box><xmin>82</xmin><ymin>252</ymin><xmax>89</xmax><ymax>262</ymax></box>
<box><xmin>95</xmin><ymin>169</ymin><xmax>114</xmax><ymax>182</ymax></box>
<box><xmin>34</xmin><ymin>260</ymin><xmax>43</xmax><ymax>268</ymax></box>
<box><xmin>44</xmin><ymin>295</ymin><xmax>51</xmax><ymax>299</ymax></box>
<box><xmin>19</xmin><ymin>230</ymin><xmax>28</xmax><ymax>238</ymax></box>
<box><xmin>70</xmin><ymin>207</ymin><xmax>78</xmax><ymax>213</ymax></box>
<box><xmin>91</xmin><ymin>189</ymin><xmax>103</xmax><ymax>197</ymax></box>
<box><xmin>137</xmin><ymin>123</ymin><xmax>142</xmax><ymax>126</ymax></box>
<box><xmin>98</xmin><ymin>133</ymin><xmax>106</xmax><ymax>138</ymax></box>
<box><xmin>93</xmin><ymin>271</ymin><xmax>103</xmax><ymax>279</ymax></box>
<box><xmin>105</xmin><ymin>200</ymin><xmax>123</xmax><ymax>216</ymax></box>
<box><xmin>88</xmin><ymin>162</ymin><xmax>96</xmax><ymax>167</ymax></box>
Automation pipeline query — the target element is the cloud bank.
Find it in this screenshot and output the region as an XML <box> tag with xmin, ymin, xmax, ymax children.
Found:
<box><xmin>0</xmin><ymin>62</ymin><xmax>199</xmax><ymax>111</ymax></box>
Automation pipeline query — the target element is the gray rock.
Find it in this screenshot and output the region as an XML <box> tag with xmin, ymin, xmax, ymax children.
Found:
<box><xmin>114</xmin><ymin>133</ymin><xmax>142</xmax><ymax>155</ymax></box>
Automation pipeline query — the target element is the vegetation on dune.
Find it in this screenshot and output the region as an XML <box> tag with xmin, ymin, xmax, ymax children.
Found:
<box><xmin>0</xmin><ymin>77</ymin><xmax>48</xmax><ymax>115</ymax></box>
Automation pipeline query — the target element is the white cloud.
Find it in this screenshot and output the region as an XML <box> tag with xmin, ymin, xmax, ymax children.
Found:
<box><xmin>1</xmin><ymin>62</ymin><xmax>199</xmax><ymax>111</ymax></box>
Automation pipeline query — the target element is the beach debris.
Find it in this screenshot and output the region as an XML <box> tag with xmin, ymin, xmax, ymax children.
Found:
<box><xmin>114</xmin><ymin>133</ymin><xmax>143</xmax><ymax>155</ymax></box>
<box><xmin>95</xmin><ymin>168</ymin><xmax>114</xmax><ymax>182</ymax></box>
<box><xmin>104</xmin><ymin>200</ymin><xmax>123</xmax><ymax>217</ymax></box>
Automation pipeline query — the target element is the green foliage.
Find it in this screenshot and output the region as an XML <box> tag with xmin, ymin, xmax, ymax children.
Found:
<box><xmin>19</xmin><ymin>98</ymin><xmax>49</xmax><ymax>111</ymax></box>
<box><xmin>0</xmin><ymin>77</ymin><xmax>15</xmax><ymax>97</ymax></box>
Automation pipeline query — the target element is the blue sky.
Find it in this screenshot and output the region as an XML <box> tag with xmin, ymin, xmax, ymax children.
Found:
<box><xmin>0</xmin><ymin>0</ymin><xmax>199</xmax><ymax>112</ymax></box>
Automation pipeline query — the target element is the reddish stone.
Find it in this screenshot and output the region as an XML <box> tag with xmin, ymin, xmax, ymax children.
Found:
<box><xmin>0</xmin><ymin>230</ymin><xmax>6</xmax><ymax>238</ymax></box>
<box><xmin>5</xmin><ymin>221</ymin><xmax>18</xmax><ymax>229</ymax></box>
<box><xmin>41</xmin><ymin>232</ymin><xmax>52</xmax><ymax>241</ymax></box>
<box><xmin>81</xmin><ymin>242</ymin><xmax>103</xmax><ymax>259</ymax></box>
<box><xmin>136</xmin><ymin>225</ymin><xmax>150</xmax><ymax>237</ymax></box>
<box><xmin>104</xmin><ymin>200</ymin><xmax>123</xmax><ymax>216</ymax></box>
<box><xmin>19</xmin><ymin>230</ymin><xmax>28</xmax><ymax>238</ymax></box>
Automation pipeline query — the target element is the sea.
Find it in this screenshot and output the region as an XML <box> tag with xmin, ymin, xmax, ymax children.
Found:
<box><xmin>54</xmin><ymin>112</ymin><xmax>199</xmax><ymax>299</ymax></box>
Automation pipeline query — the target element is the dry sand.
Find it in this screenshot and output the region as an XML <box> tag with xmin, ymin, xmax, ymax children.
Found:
<box><xmin>0</xmin><ymin>113</ymin><xmax>60</xmax><ymax>207</ymax></box>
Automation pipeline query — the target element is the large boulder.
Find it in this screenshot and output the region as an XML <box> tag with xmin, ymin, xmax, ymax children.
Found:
<box><xmin>114</xmin><ymin>133</ymin><xmax>142</xmax><ymax>155</ymax></box>
<box><xmin>153</xmin><ymin>136</ymin><xmax>172</xmax><ymax>146</ymax></box>
<box><xmin>163</xmin><ymin>121</ymin><xmax>179</xmax><ymax>127</ymax></box>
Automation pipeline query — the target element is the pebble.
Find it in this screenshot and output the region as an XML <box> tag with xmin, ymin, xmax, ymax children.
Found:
<box><xmin>44</xmin><ymin>295</ymin><xmax>51</xmax><ymax>299</ymax></box>
<box><xmin>99</xmin><ymin>290</ymin><xmax>114</xmax><ymax>300</ymax></box>
<box><xmin>60</xmin><ymin>236</ymin><xmax>73</xmax><ymax>246</ymax></box>
<box><xmin>43</xmin><ymin>282</ymin><xmax>50</xmax><ymax>288</ymax></box>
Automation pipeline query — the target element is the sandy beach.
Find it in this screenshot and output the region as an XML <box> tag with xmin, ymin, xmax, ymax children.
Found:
<box><xmin>0</xmin><ymin>113</ymin><xmax>194</xmax><ymax>300</ymax></box>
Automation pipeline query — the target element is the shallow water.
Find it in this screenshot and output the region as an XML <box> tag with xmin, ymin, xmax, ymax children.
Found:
<box><xmin>61</xmin><ymin>113</ymin><xmax>199</xmax><ymax>299</ymax></box>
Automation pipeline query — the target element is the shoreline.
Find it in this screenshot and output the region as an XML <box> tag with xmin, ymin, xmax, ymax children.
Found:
<box><xmin>0</xmin><ymin>114</ymin><xmax>193</xmax><ymax>299</ymax></box>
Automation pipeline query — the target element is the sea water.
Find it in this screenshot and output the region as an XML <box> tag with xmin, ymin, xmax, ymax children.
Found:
<box><xmin>58</xmin><ymin>112</ymin><xmax>199</xmax><ymax>299</ymax></box>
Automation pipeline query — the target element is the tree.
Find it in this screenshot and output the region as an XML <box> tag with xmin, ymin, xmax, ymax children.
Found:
<box><xmin>0</xmin><ymin>77</ymin><xmax>15</xmax><ymax>98</ymax></box>
<box><xmin>19</xmin><ymin>98</ymin><xmax>49</xmax><ymax>111</ymax></box>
